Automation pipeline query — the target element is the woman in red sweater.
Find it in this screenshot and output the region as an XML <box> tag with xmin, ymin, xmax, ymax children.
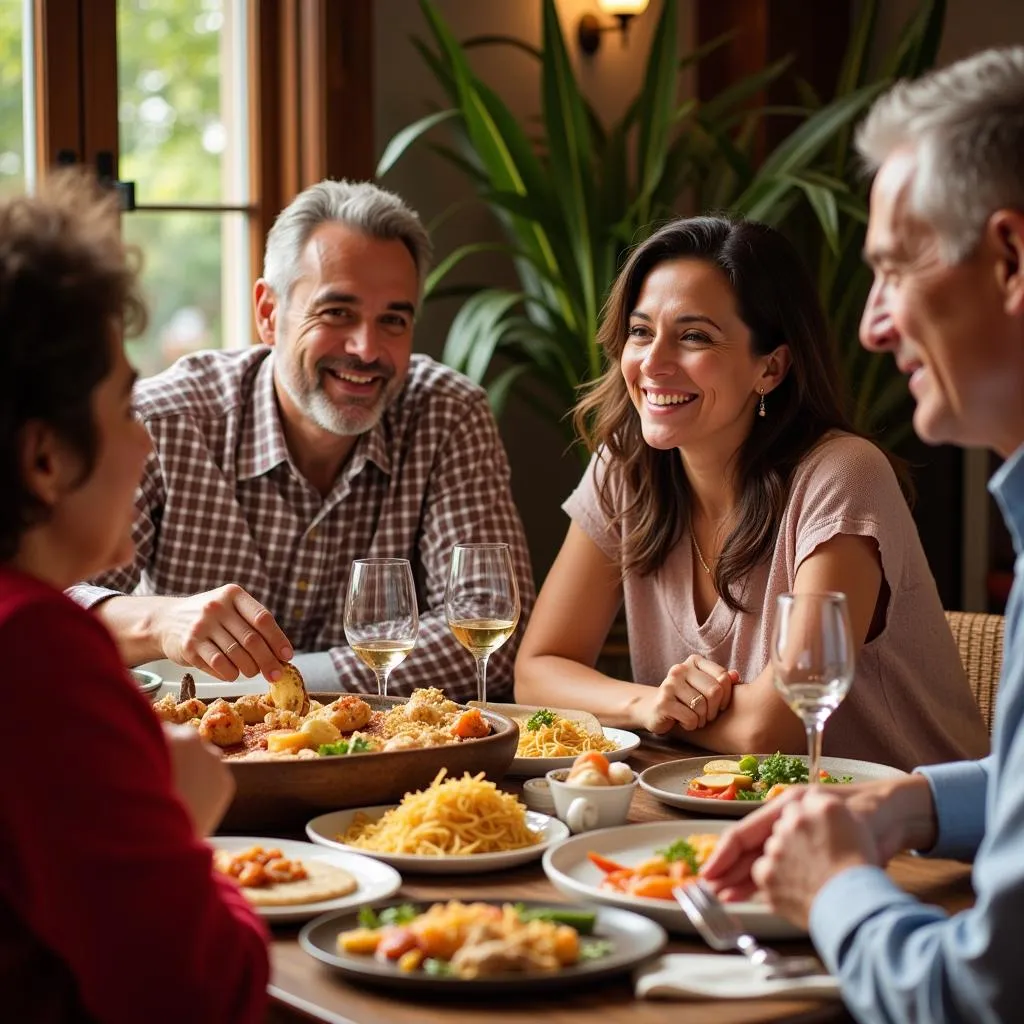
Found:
<box><xmin>0</xmin><ymin>173</ymin><xmax>269</xmax><ymax>1022</ymax></box>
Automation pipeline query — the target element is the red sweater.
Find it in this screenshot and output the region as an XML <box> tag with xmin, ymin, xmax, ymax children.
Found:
<box><xmin>0</xmin><ymin>566</ymin><xmax>269</xmax><ymax>1023</ymax></box>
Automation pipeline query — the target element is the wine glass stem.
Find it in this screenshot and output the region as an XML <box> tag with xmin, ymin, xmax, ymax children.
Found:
<box><xmin>474</xmin><ymin>654</ymin><xmax>490</xmax><ymax>704</ymax></box>
<box><xmin>376</xmin><ymin>669</ymin><xmax>389</xmax><ymax>698</ymax></box>
<box><xmin>805</xmin><ymin>720</ymin><xmax>824</xmax><ymax>784</ymax></box>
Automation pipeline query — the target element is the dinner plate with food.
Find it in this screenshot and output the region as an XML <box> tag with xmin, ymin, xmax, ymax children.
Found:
<box><xmin>305</xmin><ymin>768</ymin><xmax>569</xmax><ymax>874</ymax></box>
<box><xmin>299</xmin><ymin>898</ymin><xmax>666</xmax><ymax>993</ymax></box>
<box><xmin>496</xmin><ymin>706</ymin><xmax>640</xmax><ymax>777</ymax></box>
<box><xmin>209</xmin><ymin>836</ymin><xmax>402</xmax><ymax>924</ymax></box>
<box><xmin>542</xmin><ymin>820</ymin><xmax>803</xmax><ymax>939</ymax></box>
<box><xmin>638</xmin><ymin>752</ymin><xmax>907</xmax><ymax>817</ymax></box>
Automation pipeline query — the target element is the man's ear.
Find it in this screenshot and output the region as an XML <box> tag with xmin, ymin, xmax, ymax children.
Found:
<box><xmin>988</xmin><ymin>209</ymin><xmax>1024</xmax><ymax>317</ymax></box>
<box><xmin>18</xmin><ymin>421</ymin><xmax>70</xmax><ymax>509</ymax></box>
<box><xmin>253</xmin><ymin>279</ymin><xmax>279</xmax><ymax>346</ymax></box>
<box><xmin>761</xmin><ymin>345</ymin><xmax>792</xmax><ymax>394</ymax></box>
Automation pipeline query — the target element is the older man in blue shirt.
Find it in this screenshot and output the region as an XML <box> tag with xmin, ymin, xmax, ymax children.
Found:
<box><xmin>703</xmin><ymin>46</ymin><xmax>1024</xmax><ymax>1024</ymax></box>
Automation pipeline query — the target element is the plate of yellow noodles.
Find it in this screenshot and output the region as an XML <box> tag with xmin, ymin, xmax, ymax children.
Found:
<box><xmin>506</xmin><ymin>708</ymin><xmax>640</xmax><ymax>777</ymax></box>
<box><xmin>304</xmin><ymin>769</ymin><xmax>569</xmax><ymax>874</ymax></box>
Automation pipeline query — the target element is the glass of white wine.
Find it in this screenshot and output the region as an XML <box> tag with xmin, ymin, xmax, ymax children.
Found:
<box><xmin>344</xmin><ymin>557</ymin><xmax>419</xmax><ymax>697</ymax></box>
<box><xmin>770</xmin><ymin>591</ymin><xmax>855</xmax><ymax>785</ymax></box>
<box><xmin>445</xmin><ymin>542</ymin><xmax>520</xmax><ymax>704</ymax></box>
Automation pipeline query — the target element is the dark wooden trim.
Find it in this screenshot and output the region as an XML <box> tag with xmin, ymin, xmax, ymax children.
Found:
<box><xmin>79</xmin><ymin>0</ymin><xmax>119</xmax><ymax>166</ymax></box>
<box><xmin>321</xmin><ymin>0</ymin><xmax>374</xmax><ymax>182</ymax></box>
<box><xmin>34</xmin><ymin>0</ymin><xmax>85</xmax><ymax>172</ymax></box>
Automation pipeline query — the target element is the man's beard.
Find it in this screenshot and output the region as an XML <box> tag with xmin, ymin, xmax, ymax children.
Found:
<box><xmin>278</xmin><ymin>355</ymin><xmax>399</xmax><ymax>437</ymax></box>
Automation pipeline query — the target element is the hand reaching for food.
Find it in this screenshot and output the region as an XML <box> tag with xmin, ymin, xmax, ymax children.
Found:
<box><xmin>152</xmin><ymin>583</ymin><xmax>294</xmax><ymax>682</ymax></box>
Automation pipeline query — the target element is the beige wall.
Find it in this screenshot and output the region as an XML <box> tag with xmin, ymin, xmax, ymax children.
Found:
<box><xmin>373</xmin><ymin>0</ymin><xmax>690</xmax><ymax>583</ymax></box>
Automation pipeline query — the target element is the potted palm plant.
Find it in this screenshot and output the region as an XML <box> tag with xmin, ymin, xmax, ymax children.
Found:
<box><xmin>379</xmin><ymin>0</ymin><xmax>946</xmax><ymax>451</ymax></box>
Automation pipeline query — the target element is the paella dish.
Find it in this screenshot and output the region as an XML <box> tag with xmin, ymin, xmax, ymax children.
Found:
<box><xmin>153</xmin><ymin>668</ymin><xmax>492</xmax><ymax>762</ymax></box>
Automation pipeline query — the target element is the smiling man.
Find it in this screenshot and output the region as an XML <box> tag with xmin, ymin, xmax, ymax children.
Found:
<box><xmin>67</xmin><ymin>180</ymin><xmax>534</xmax><ymax>698</ymax></box>
<box><xmin>702</xmin><ymin>46</ymin><xmax>1024</xmax><ymax>1023</ymax></box>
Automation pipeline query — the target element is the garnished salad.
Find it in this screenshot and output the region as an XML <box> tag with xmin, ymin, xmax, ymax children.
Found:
<box><xmin>686</xmin><ymin>752</ymin><xmax>853</xmax><ymax>801</ymax></box>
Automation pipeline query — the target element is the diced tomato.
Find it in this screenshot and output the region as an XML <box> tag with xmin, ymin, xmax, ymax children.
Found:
<box><xmin>375</xmin><ymin>926</ymin><xmax>420</xmax><ymax>961</ymax></box>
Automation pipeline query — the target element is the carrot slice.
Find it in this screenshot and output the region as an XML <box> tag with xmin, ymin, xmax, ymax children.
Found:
<box><xmin>588</xmin><ymin>851</ymin><xmax>628</xmax><ymax>874</ymax></box>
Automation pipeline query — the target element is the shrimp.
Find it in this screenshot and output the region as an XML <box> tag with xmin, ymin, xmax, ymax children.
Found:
<box><xmin>318</xmin><ymin>695</ymin><xmax>372</xmax><ymax>733</ymax></box>
<box><xmin>233</xmin><ymin>693</ymin><xmax>274</xmax><ymax>725</ymax></box>
<box><xmin>198</xmin><ymin>698</ymin><xmax>244</xmax><ymax>747</ymax></box>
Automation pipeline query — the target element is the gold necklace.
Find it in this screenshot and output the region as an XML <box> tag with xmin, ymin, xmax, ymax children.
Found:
<box><xmin>692</xmin><ymin>533</ymin><xmax>713</xmax><ymax>575</ymax></box>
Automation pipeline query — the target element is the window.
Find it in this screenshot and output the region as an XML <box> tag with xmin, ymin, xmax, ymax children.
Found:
<box><xmin>16</xmin><ymin>0</ymin><xmax>374</xmax><ymax>374</ymax></box>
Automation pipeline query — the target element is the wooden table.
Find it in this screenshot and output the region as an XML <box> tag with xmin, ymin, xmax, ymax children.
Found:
<box><xmin>262</xmin><ymin>739</ymin><xmax>975</xmax><ymax>1024</ymax></box>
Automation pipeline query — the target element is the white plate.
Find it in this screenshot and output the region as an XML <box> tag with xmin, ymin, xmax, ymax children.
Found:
<box><xmin>299</xmin><ymin>899</ymin><xmax>666</xmax><ymax>993</ymax></box>
<box><xmin>208</xmin><ymin>835</ymin><xmax>402</xmax><ymax>924</ymax></box>
<box><xmin>305</xmin><ymin>805</ymin><xmax>569</xmax><ymax>874</ymax></box>
<box><xmin>638</xmin><ymin>755</ymin><xmax>907</xmax><ymax>817</ymax></box>
<box><xmin>505</xmin><ymin>727</ymin><xmax>641</xmax><ymax>777</ymax></box>
<box><xmin>542</xmin><ymin>820</ymin><xmax>804</xmax><ymax>939</ymax></box>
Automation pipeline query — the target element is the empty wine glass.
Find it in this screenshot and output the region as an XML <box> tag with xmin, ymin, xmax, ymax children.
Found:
<box><xmin>344</xmin><ymin>558</ymin><xmax>419</xmax><ymax>697</ymax></box>
<box><xmin>770</xmin><ymin>592</ymin><xmax>855</xmax><ymax>785</ymax></box>
<box><xmin>444</xmin><ymin>543</ymin><xmax>520</xmax><ymax>704</ymax></box>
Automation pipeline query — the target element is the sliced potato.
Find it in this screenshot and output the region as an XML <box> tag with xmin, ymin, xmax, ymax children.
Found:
<box><xmin>693</xmin><ymin>772</ymin><xmax>754</xmax><ymax>791</ymax></box>
<box><xmin>265</xmin><ymin>729</ymin><xmax>314</xmax><ymax>754</ymax></box>
<box><xmin>702</xmin><ymin>758</ymin><xmax>745</xmax><ymax>775</ymax></box>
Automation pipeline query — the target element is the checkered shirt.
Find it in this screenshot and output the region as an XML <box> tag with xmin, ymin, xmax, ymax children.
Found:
<box><xmin>68</xmin><ymin>347</ymin><xmax>535</xmax><ymax>701</ymax></box>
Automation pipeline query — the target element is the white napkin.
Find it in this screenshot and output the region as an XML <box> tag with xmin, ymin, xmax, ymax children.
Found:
<box><xmin>634</xmin><ymin>954</ymin><xmax>842</xmax><ymax>1001</ymax></box>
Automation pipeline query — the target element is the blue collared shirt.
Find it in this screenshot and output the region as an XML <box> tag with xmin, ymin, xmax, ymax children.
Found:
<box><xmin>809</xmin><ymin>442</ymin><xmax>1024</xmax><ymax>1023</ymax></box>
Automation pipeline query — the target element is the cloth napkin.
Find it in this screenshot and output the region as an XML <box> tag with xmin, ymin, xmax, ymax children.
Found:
<box><xmin>634</xmin><ymin>954</ymin><xmax>842</xmax><ymax>1001</ymax></box>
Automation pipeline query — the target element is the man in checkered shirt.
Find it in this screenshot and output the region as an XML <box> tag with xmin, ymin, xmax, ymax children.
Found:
<box><xmin>67</xmin><ymin>179</ymin><xmax>534</xmax><ymax>701</ymax></box>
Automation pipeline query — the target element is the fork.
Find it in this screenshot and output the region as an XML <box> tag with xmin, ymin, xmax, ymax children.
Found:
<box><xmin>673</xmin><ymin>880</ymin><xmax>824</xmax><ymax>980</ymax></box>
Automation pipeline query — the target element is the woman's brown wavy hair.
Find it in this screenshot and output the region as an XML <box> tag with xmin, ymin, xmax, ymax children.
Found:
<box><xmin>573</xmin><ymin>215</ymin><xmax>905</xmax><ymax>612</ymax></box>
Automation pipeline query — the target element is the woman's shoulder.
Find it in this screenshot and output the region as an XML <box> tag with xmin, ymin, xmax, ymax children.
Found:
<box><xmin>792</xmin><ymin>432</ymin><xmax>899</xmax><ymax>492</ymax></box>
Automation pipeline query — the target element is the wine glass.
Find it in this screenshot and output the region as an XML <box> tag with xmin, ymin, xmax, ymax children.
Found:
<box><xmin>444</xmin><ymin>543</ymin><xmax>520</xmax><ymax>704</ymax></box>
<box><xmin>769</xmin><ymin>591</ymin><xmax>855</xmax><ymax>785</ymax></box>
<box><xmin>344</xmin><ymin>558</ymin><xmax>419</xmax><ymax>697</ymax></box>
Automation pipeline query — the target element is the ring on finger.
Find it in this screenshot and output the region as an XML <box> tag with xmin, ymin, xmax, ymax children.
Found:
<box><xmin>688</xmin><ymin>692</ymin><xmax>706</xmax><ymax>712</ymax></box>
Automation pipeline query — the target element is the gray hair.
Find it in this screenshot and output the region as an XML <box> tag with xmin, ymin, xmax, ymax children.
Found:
<box><xmin>262</xmin><ymin>179</ymin><xmax>433</xmax><ymax>303</ymax></box>
<box><xmin>855</xmin><ymin>46</ymin><xmax>1024</xmax><ymax>262</ymax></box>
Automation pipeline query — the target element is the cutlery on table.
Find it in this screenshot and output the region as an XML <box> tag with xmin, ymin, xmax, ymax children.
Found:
<box><xmin>673</xmin><ymin>880</ymin><xmax>825</xmax><ymax>980</ymax></box>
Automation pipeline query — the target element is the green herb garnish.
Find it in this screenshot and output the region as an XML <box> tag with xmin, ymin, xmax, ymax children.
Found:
<box><xmin>755</xmin><ymin>752</ymin><xmax>810</xmax><ymax>788</ymax></box>
<box><xmin>526</xmin><ymin>708</ymin><xmax>558</xmax><ymax>731</ymax></box>
<box><xmin>357</xmin><ymin>906</ymin><xmax>380</xmax><ymax>928</ymax></box>
<box><xmin>379</xmin><ymin>903</ymin><xmax>419</xmax><ymax>926</ymax></box>
<box><xmin>655</xmin><ymin>839</ymin><xmax>699</xmax><ymax>874</ymax></box>
<box><xmin>422</xmin><ymin>958</ymin><xmax>455</xmax><ymax>976</ymax></box>
<box><xmin>578</xmin><ymin>938</ymin><xmax>614</xmax><ymax>961</ymax></box>
<box><xmin>318</xmin><ymin>735</ymin><xmax>373</xmax><ymax>757</ymax></box>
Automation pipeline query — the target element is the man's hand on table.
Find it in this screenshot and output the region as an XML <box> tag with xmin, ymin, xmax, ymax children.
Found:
<box><xmin>153</xmin><ymin>584</ymin><xmax>294</xmax><ymax>681</ymax></box>
<box><xmin>700</xmin><ymin>774</ymin><xmax>940</xmax><ymax>921</ymax></box>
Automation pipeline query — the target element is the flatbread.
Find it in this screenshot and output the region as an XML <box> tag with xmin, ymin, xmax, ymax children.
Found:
<box><xmin>241</xmin><ymin>859</ymin><xmax>358</xmax><ymax>907</ymax></box>
<box><xmin>469</xmin><ymin>701</ymin><xmax>603</xmax><ymax>735</ymax></box>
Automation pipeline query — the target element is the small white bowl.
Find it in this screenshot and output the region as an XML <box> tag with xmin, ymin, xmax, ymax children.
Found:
<box><xmin>130</xmin><ymin>668</ymin><xmax>163</xmax><ymax>701</ymax></box>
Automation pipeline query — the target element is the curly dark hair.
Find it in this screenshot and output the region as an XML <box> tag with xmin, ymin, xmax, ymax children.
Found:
<box><xmin>573</xmin><ymin>215</ymin><xmax>907</xmax><ymax>612</ymax></box>
<box><xmin>0</xmin><ymin>170</ymin><xmax>147</xmax><ymax>561</ymax></box>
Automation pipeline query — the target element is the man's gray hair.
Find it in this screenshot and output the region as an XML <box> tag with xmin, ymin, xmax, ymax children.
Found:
<box><xmin>262</xmin><ymin>179</ymin><xmax>433</xmax><ymax>303</ymax></box>
<box><xmin>855</xmin><ymin>46</ymin><xmax>1024</xmax><ymax>262</ymax></box>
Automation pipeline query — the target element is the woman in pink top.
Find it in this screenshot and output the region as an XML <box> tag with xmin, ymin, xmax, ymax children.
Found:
<box><xmin>0</xmin><ymin>173</ymin><xmax>269</xmax><ymax>1022</ymax></box>
<box><xmin>515</xmin><ymin>216</ymin><xmax>987</xmax><ymax>771</ymax></box>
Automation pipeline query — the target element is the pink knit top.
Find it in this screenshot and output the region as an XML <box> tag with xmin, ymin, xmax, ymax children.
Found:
<box><xmin>564</xmin><ymin>433</ymin><xmax>989</xmax><ymax>770</ymax></box>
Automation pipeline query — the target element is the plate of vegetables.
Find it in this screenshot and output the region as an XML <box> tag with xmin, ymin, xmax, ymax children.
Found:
<box><xmin>542</xmin><ymin>821</ymin><xmax>804</xmax><ymax>938</ymax></box>
<box><xmin>298</xmin><ymin>898</ymin><xmax>666</xmax><ymax>993</ymax></box>
<box><xmin>638</xmin><ymin>753</ymin><xmax>906</xmax><ymax>817</ymax></box>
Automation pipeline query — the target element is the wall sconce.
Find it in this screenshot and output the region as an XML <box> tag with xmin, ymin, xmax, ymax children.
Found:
<box><xmin>577</xmin><ymin>0</ymin><xmax>651</xmax><ymax>56</ymax></box>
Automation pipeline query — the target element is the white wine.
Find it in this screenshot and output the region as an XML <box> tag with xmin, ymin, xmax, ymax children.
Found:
<box><xmin>351</xmin><ymin>639</ymin><xmax>414</xmax><ymax>673</ymax></box>
<box><xmin>776</xmin><ymin>678</ymin><xmax>851</xmax><ymax>725</ymax></box>
<box><xmin>448</xmin><ymin>617</ymin><xmax>517</xmax><ymax>658</ymax></box>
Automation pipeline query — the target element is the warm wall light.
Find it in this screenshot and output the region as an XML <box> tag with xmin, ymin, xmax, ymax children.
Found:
<box><xmin>577</xmin><ymin>0</ymin><xmax>651</xmax><ymax>56</ymax></box>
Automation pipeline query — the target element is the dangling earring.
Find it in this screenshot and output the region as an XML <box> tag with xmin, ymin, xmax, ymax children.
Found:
<box><xmin>758</xmin><ymin>387</ymin><xmax>766</xmax><ymax>418</ymax></box>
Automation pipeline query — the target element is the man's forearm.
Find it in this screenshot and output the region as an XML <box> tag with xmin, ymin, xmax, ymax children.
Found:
<box><xmin>91</xmin><ymin>595</ymin><xmax>169</xmax><ymax>667</ymax></box>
